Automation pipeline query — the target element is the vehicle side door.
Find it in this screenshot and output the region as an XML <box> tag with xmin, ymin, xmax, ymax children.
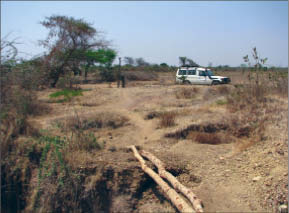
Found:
<box><xmin>198</xmin><ymin>70</ymin><xmax>207</xmax><ymax>84</ymax></box>
<box><xmin>187</xmin><ymin>69</ymin><xmax>197</xmax><ymax>84</ymax></box>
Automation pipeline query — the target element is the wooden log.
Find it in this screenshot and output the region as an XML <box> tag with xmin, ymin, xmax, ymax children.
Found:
<box><xmin>141</xmin><ymin>150</ymin><xmax>204</xmax><ymax>213</ymax></box>
<box><xmin>129</xmin><ymin>145</ymin><xmax>195</xmax><ymax>213</ymax></box>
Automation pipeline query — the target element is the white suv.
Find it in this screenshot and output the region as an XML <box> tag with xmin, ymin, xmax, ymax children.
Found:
<box><xmin>176</xmin><ymin>67</ymin><xmax>230</xmax><ymax>85</ymax></box>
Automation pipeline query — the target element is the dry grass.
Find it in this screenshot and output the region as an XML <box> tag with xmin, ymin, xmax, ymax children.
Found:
<box><xmin>110</xmin><ymin>195</ymin><xmax>133</xmax><ymax>213</ymax></box>
<box><xmin>50</xmin><ymin>111</ymin><xmax>129</xmax><ymax>152</ymax></box>
<box><xmin>145</xmin><ymin>108</ymin><xmax>191</xmax><ymax>122</ymax></box>
<box><xmin>216</xmin><ymin>85</ymin><xmax>231</xmax><ymax>95</ymax></box>
<box><xmin>194</xmin><ymin>132</ymin><xmax>222</xmax><ymax>145</ymax></box>
<box><xmin>144</xmin><ymin>111</ymin><xmax>162</xmax><ymax>120</ymax></box>
<box><xmin>57</xmin><ymin>112</ymin><xmax>129</xmax><ymax>132</ymax></box>
<box><xmin>2</xmin><ymin>68</ymin><xmax>287</xmax><ymax>212</ymax></box>
<box><xmin>224</xmin><ymin>75</ymin><xmax>288</xmax><ymax>148</ymax></box>
<box><xmin>159</xmin><ymin>111</ymin><xmax>177</xmax><ymax>128</ymax></box>
<box><xmin>202</xmin><ymin>88</ymin><xmax>218</xmax><ymax>101</ymax></box>
<box><xmin>203</xmin><ymin>85</ymin><xmax>232</xmax><ymax>101</ymax></box>
<box><xmin>175</xmin><ymin>87</ymin><xmax>199</xmax><ymax>99</ymax></box>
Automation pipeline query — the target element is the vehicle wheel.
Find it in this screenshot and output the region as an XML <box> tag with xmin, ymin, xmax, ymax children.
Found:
<box><xmin>212</xmin><ymin>81</ymin><xmax>220</xmax><ymax>85</ymax></box>
<box><xmin>184</xmin><ymin>80</ymin><xmax>191</xmax><ymax>85</ymax></box>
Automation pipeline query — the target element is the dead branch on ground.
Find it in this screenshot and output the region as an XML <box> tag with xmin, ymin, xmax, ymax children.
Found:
<box><xmin>141</xmin><ymin>150</ymin><xmax>204</xmax><ymax>212</ymax></box>
<box><xmin>129</xmin><ymin>145</ymin><xmax>195</xmax><ymax>213</ymax></box>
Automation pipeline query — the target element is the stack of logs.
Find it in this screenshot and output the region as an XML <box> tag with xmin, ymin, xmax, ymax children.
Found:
<box><xmin>129</xmin><ymin>145</ymin><xmax>204</xmax><ymax>213</ymax></box>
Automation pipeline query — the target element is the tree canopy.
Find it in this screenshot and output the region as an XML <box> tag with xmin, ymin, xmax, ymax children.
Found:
<box><xmin>179</xmin><ymin>56</ymin><xmax>199</xmax><ymax>67</ymax></box>
<box><xmin>40</xmin><ymin>15</ymin><xmax>111</xmax><ymax>87</ymax></box>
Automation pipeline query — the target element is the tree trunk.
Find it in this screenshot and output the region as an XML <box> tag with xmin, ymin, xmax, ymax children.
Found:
<box><xmin>50</xmin><ymin>70</ymin><xmax>60</xmax><ymax>88</ymax></box>
<box><xmin>129</xmin><ymin>145</ymin><xmax>195</xmax><ymax>213</ymax></box>
<box><xmin>141</xmin><ymin>150</ymin><xmax>204</xmax><ymax>212</ymax></box>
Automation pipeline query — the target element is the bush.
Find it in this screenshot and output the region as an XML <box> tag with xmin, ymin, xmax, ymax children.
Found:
<box><xmin>0</xmin><ymin>60</ymin><xmax>49</xmax><ymax>161</ymax></box>
<box><xmin>99</xmin><ymin>67</ymin><xmax>116</xmax><ymax>82</ymax></box>
<box><xmin>123</xmin><ymin>71</ymin><xmax>158</xmax><ymax>81</ymax></box>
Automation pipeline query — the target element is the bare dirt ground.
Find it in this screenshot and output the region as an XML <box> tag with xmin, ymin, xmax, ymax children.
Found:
<box><xmin>29</xmin><ymin>74</ymin><xmax>288</xmax><ymax>212</ymax></box>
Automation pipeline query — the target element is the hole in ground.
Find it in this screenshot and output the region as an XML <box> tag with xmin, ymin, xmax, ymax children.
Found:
<box><xmin>165</xmin><ymin>123</ymin><xmax>232</xmax><ymax>145</ymax></box>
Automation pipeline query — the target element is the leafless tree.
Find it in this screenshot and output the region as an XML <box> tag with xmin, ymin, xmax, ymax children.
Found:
<box><xmin>0</xmin><ymin>33</ymin><xmax>20</xmax><ymax>65</ymax></box>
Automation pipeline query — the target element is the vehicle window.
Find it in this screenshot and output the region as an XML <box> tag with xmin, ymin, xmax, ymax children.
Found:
<box><xmin>206</xmin><ymin>70</ymin><xmax>214</xmax><ymax>76</ymax></box>
<box><xmin>199</xmin><ymin>71</ymin><xmax>206</xmax><ymax>76</ymax></box>
<box><xmin>188</xmin><ymin>70</ymin><xmax>196</xmax><ymax>75</ymax></box>
<box><xmin>178</xmin><ymin>70</ymin><xmax>187</xmax><ymax>75</ymax></box>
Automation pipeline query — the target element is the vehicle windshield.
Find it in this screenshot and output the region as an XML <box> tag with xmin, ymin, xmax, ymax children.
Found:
<box><xmin>206</xmin><ymin>70</ymin><xmax>214</xmax><ymax>76</ymax></box>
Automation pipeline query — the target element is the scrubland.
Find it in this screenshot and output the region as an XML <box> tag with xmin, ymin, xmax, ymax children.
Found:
<box><xmin>1</xmin><ymin>70</ymin><xmax>288</xmax><ymax>212</ymax></box>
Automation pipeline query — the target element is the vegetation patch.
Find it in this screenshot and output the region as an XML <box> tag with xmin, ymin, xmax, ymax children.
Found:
<box><xmin>194</xmin><ymin>132</ymin><xmax>222</xmax><ymax>145</ymax></box>
<box><xmin>175</xmin><ymin>87</ymin><xmax>198</xmax><ymax>99</ymax></box>
<box><xmin>123</xmin><ymin>71</ymin><xmax>158</xmax><ymax>81</ymax></box>
<box><xmin>216</xmin><ymin>85</ymin><xmax>231</xmax><ymax>95</ymax></box>
<box><xmin>215</xmin><ymin>99</ymin><xmax>228</xmax><ymax>105</ymax></box>
<box><xmin>49</xmin><ymin>88</ymin><xmax>87</xmax><ymax>102</ymax></box>
<box><xmin>55</xmin><ymin>112</ymin><xmax>129</xmax><ymax>132</ymax></box>
<box><xmin>144</xmin><ymin>111</ymin><xmax>162</xmax><ymax>120</ymax></box>
<box><xmin>165</xmin><ymin>122</ymin><xmax>233</xmax><ymax>144</ymax></box>
<box><xmin>165</xmin><ymin>123</ymin><xmax>229</xmax><ymax>139</ymax></box>
<box><xmin>158</xmin><ymin>111</ymin><xmax>177</xmax><ymax>128</ymax></box>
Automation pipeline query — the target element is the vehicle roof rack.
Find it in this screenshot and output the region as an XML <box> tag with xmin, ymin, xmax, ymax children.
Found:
<box><xmin>180</xmin><ymin>65</ymin><xmax>200</xmax><ymax>68</ymax></box>
<box><xmin>180</xmin><ymin>66</ymin><xmax>201</xmax><ymax>69</ymax></box>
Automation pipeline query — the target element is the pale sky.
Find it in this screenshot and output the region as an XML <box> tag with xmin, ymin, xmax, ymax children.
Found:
<box><xmin>1</xmin><ymin>1</ymin><xmax>288</xmax><ymax>67</ymax></box>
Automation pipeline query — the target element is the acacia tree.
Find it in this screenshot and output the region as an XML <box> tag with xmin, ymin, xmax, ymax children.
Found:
<box><xmin>179</xmin><ymin>57</ymin><xmax>199</xmax><ymax>67</ymax></box>
<box><xmin>40</xmin><ymin>15</ymin><xmax>108</xmax><ymax>87</ymax></box>
<box><xmin>135</xmin><ymin>57</ymin><xmax>150</xmax><ymax>67</ymax></box>
<box><xmin>179</xmin><ymin>57</ymin><xmax>187</xmax><ymax>67</ymax></box>
<box><xmin>187</xmin><ymin>58</ymin><xmax>199</xmax><ymax>67</ymax></box>
<box><xmin>84</xmin><ymin>48</ymin><xmax>116</xmax><ymax>81</ymax></box>
<box><xmin>67</xmin><ymin>48</ymin><xmax>116</xmax><ymax>80</ymax></box>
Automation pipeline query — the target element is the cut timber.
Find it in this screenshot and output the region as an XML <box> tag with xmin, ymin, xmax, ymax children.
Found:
<box><xmin>141</xmin><ymin>150</ymin><xmax>204</xmax><ymax>213</ymax></box>
<box><xmin>129</xmin><ymin>145</ymin><xmax>195</xmax><ymax>213</ymax></box>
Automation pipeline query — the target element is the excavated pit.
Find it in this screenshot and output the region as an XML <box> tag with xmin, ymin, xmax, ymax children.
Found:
<box><xmin>165</xmin><ymin>123</ymin><xmax>229</xmax><ymax>139</ymax></box>
<box><xmin>165</xmin><ymin>123</ymin><xmax>232</xmax><ymax>145</ymax></box>
<box><xmin>3</xmin><ymin>148</ymin><xmax>191</xmax><ymax>213</ymax></box>
<box><xmin>79</xmin><ymin>149</ymin><xmax>189</xmax><ymax>213</ymax></box>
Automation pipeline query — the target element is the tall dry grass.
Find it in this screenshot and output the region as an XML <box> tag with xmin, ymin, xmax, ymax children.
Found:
<box><xmin>225</xmin><ymin>69</ymin><xmax>288</xmax><ymax>147</ymax></box>
<box><xmin>175</xmin><ymin>87</ymin><xmax>199</xmax><ymax>99</ymax></box>
<box><xmin>159</xmin><ymin>111</ymin><xmax>177</xmax><ymax>128</ymax></box>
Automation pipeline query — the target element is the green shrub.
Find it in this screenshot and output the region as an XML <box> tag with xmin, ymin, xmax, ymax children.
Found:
<box><xmin>215</xmin><ymin>99</ymin><xmax>228</xmax><ymax>105</ymax></box>
<box><xmin>49</xmin><ymin>88</ymin><xmax>85</xmax><ymax>102</ymax></box>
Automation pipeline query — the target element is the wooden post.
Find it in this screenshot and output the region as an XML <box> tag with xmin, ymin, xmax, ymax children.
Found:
<box><xmin>117</xmin><ymin>57</ymin><xmax>121</xmax><ymax>88</ymax></box>
<box><xmin>121</xmin><ymin>75</ymin><xmax>125</xmax><ymax>88</ymax></box>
